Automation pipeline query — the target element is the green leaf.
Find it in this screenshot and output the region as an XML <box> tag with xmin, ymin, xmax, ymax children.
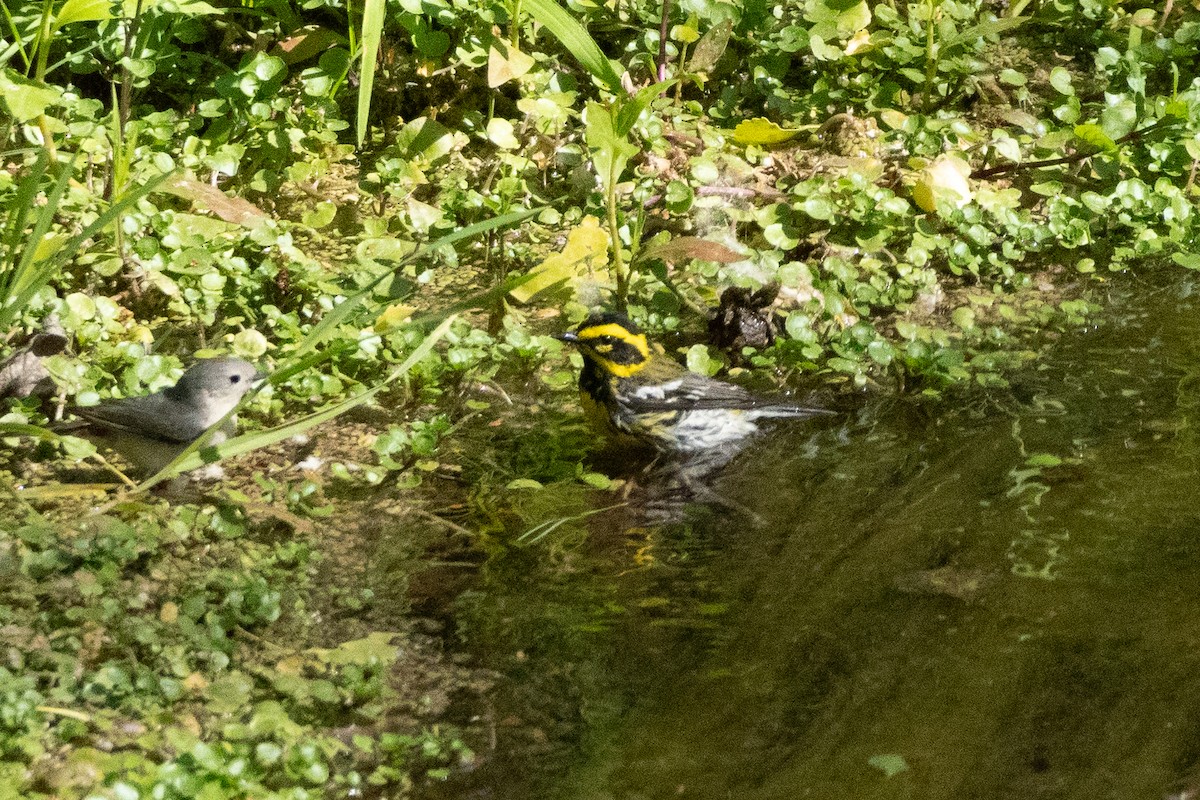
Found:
<box><xmin>806</xmin><ymin>0</ymin><xmax>871</xmax><ymax>40</ymax></box>
<box><xmin>395</xmin><ymin>116</ymin><xmax>456</xmax><ymax>162</ymax></box>
<box><xmin>0</xmin><ymin>422</ymin><xmax>62</xmax><ymax>440</ymax></box>
<box><xmin>578</xmin><ymin>471</ymin><xmax>612</xmax><ymax>489</ymax></box>
<box><xmin>1049</xmin><ymin>66</ymin><xmax>1074</xmax><ymax>96</ymax></box>
<box><xmin>686</xmin><ymin>344</ymin><xmax>722</xmax><ymax>376</ymax></box>
<box><xmin>1099</xmin><ymin>96</ymin><xmax>1136</xmax><ymax>141</ymax></box>
<box><xmin>256</xmin><ymin>742</ymin><xmax>284</xmax><ymax>764</ymax></box>
<box><xmin>868</xmin><ymin>753</ymin><xmax>910</xmax><ymax>777</ymax></box>
<box><xmin>0</xmin><ymin>70</ymin><xmax>62</xmax><ymax>122</ymax></box>
<box><xmin>53</xmin><ymin>0</ymin><xmax>113</xmax><ymax>28</ymax></box>
<box><xmin>998</xmin><ymin>69</ymin><xmax>1025</xmax><ymax>87</ymax></box>
<box><xmin>615</xmin><ymin>79</ymin><xmax>675</xmax><ymax>135</ymax></box>
<box><xmin>664</xmin><ymin>180</ymin><xmax>694</xmax><ymax>214</ymax></box>
<box><xmin>673</xmin><ymin>22</ymin><xmax>700</xmax><ymax>45</ymax></box>
<box><xmin>951</xmin><ymin>306</ymin><xmax>976</xmax><ymax>330</ymax></box>
<box><xmin>1165</xmin><ymin>100</ymin><xmax>1188</xmax><ymax>119</ymax></box>
<box><xmin>1172</xmin><ymin>252</ymin><xmax>1200</xmax><ymax>270</ymax></box>
<box><xmin>1029</xmin><ymin>181</ymin><xmax>1062</xmax><ymax>196</ymax></box>
<box><xmin>231</xmin><ymin>329</ymin><xmax>269</xmax><ymax>359</ymax></box>
<box><xmin>802</xmin><ymin>196</ymin><xmax>834</xmax><ymax>221</ymax></box>
<box><xmin>319</xmin><ymin>632</ymin><xmax>401</xmax><ymax>666</ymax></box>
<box><xmin>688</xmin><ymin>19</ymin><xmax>732</xmax><ymax>73</ymax></box>
<box><xmin>413</xmin><ymin>28</ymin><xmax>450</xmax><ymax>57</ymax></box>
<box><xmin>302</xmin><ymin>201</ymin><xmax>337</xmax><ymax>228</ymax></box>
<box><xmin>1073</xmin><ymin>123</ymin><xmax>1118</xmax><ymax>154</ymax></box>
<box><xmin>207</xmin><ymin>671</ymin><xmax>254</xmax><ymax>714</ymax></box>
<box><xmin>586</xmin><ymin>103</ymin><xmax>639</xmax><ymax>194</ymax></box>
<box><xmin>304</xmin><ymin>762</ymin><xmax>329</xmax><ymax>785</ymax></box>
<box><xmin>253</xmin><ymin>55</ymin><xmax>285</xmax><ymax>81</ymax></box>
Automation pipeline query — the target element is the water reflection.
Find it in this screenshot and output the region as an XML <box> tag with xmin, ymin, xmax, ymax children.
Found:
<box><xmin>435</xmin><ymin>275</ymin><xmax>1200</xmax><ymax>800</ymax></box>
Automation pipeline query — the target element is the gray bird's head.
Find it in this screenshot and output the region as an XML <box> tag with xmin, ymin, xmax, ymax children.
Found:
<box><xmin>165</xmin><ymin>357</ymin><xmax>263</xmax><ymax>408</ymax></box>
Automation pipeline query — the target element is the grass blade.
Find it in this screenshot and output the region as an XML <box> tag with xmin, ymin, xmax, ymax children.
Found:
<box><xmin>356</xmin><ymin>0</ymin><xmax>385</xmax><ymax>145</ymax></box>
<box><xmin>523</xmin><ymin>0</ymin><xmax>623</xmax><ymax>93</ymax></box>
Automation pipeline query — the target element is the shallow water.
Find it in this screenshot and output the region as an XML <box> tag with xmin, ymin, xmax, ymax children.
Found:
<box><xmin>431</xmin><ymin>273</ymin><xmax>1200</xmax><ymax>800</ymax></box>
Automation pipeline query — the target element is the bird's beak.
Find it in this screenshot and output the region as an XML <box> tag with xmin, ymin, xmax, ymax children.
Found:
<box><xmin>253</xmin><ymin>370</ymin><xmax>269</xmax><ymax>384</ymax></box>
<box><xmin>554</xmin><ymin>331</ymin><xmax>579</xmax><ymax>344</ymax></box>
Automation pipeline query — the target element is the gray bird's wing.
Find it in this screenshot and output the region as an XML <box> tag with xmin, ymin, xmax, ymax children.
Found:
<box><xmin>624</xmin><ymin>372</ymin><xmax>832</xmax><ymax>417</ymax></box>
<box><xmin>69</xmin><ymin>394</ymin><xmax>209</xmax><ymax>444</ymax></box>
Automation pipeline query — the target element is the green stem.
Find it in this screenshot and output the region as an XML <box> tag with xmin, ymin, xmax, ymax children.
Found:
<box><xmin>657</xmin><ymin>0</ymin><xmax>671</xmax><ymax>81</ymax></box>
<box><xmin>606</xmin><ymin>169</ymin><xmax>626</xmax><ymax>309</ymax></box>
<box><xmin>33</xmin><ymin>0</ymin><xmax>52</xmax><ymax>81</ymax></box>
<box><xmin>674</xmin><ymin>43</ymin><xmax>687</xmax><ymax>106</ymax></box>
<box><xmin>0</xmin><ymin>0</ymin><xmax>31</xmax><ymax>72</ymax></box>
<box><xmin>921</xmin><ymin>0</ymin><xmax>938</xmax><ymax>112</ymax></box>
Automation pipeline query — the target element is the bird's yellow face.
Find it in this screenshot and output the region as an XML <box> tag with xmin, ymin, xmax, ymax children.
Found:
<box><xmin>559</xmin><ymin>316</ymin><xmax>651</xmax><ymax>378</ymax></box>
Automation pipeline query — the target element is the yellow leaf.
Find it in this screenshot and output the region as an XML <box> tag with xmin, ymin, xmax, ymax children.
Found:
<box><xmin>912</xmin><ymin>154</ymin><xmax>973</xmax><ymax>213</ymax></box>
<box><xmin>559</xmin><ymin>215</ymin><xmax>609</xmax><ymax>263</ymax></box>
<box><xmin>510</xmin><ymin>216</ymin><xmax>609</xmax><ymax>303</ymax></box>
<box><xmin>182</xmin><ymin>672</ymin><xmax>209</xmax><ymax>692</ymax></box>
<box><xmin>845</xmin><ymin>29</ymin><xmax>871</xmax><ymax>55</ymax></box>
<box><xmin>879</xmin><ymin>109</ymin><xmax>908</xmax><ymax>129</ymax></box>
<box><xmin>374</xmin><ymin>304</ymin><xmax>416</xmax><ymax>333</ymax></box>
<box><xmin>732</xmin><ymin>118</ymin><xmax>801</xmax><ymax>146</ymax></box>
<box><xmin>274</xmin><ymin>654</ymin><xmax>308</xmax><ymax>675</ymax></box>
<box><xmin>164</xmin><ymin>175</ymin><xmax>268</xmax><ymax>225</ymax></box>
<box><xmin>159</xmin><ymin>602</ymin><xmax>179</xmax><ymax>623</ymax></box>
<box><xmin>488</xmin><ymin>43</ymin><xmax>535</xmax><ymax>88</ymax></box>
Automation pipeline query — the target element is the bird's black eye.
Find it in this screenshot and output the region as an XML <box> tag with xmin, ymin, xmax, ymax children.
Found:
<box><xmin>230</xmin><ymin>375</ymin><xmax>241</xmax><ymax>384</ymax></box>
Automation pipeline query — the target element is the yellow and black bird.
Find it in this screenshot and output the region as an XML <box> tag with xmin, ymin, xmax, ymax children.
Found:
<box><xmin>556</xmin><ymin>312</ymin><xmax>830</xmax><ymax>455</ymax></box>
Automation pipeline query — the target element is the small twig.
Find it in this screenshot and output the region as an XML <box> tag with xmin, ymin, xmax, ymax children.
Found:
<box><xmin>409</xmin><ymin>507</ymin><xmax>476</xmax><ymax>538</ymax></box>
<box><xmin>1159</xmin><ymin>0</ymin><xmax>1173</xmax><ymax>31</ymax></box>
<box><xmin>516</xmin><ymin>501</ymin><xmax>630</xmax><ymax>545</ymax></box>
<box><xmin>696</xmin><ymin>185</ymin><xmax>788</xmax><ymax>201</ymax></box>
<box><xmin>233</xmin><ymin>625</ymin><xmax>296</xmax><ymax>656</ymax></box>
<box><xmin>35</xmin><ymin>706</ymin><xmax>91</xmax><ymax>723</ymax></box>
<box><xmin>657</xmin><ymin>0</ymin><xmax>671</xmax><ymax>82</ymax></box>
<box><xmin>971</xmin><ymin>153</ymin><xmax>1081</xmax><ymax>179</ymax></box>
<box><xmin>972</xmin><ymin>117</ymin><xmax>1181</xmax><ymax>179</ymax></box>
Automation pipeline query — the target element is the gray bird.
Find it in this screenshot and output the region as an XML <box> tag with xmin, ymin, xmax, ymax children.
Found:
<box><xmin>62</xmin><ymin>357</ymin><xmax>263</xmax><ymax>475</ymax></box>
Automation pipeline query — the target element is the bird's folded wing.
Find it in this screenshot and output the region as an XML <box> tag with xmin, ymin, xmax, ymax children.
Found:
<box><xmin>625</xmin><ymin>374</ymin><xmax>832</xmax><ymax>416</ymax></box>
<box><xmin>68</xmin><ymin>396</ymin><xmax>208</xmax><ymax>443</ymax></box>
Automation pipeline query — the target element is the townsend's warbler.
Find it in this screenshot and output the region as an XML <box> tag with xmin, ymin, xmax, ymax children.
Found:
<box><xmin>556</xmin><ymin>312</ymin><xmax>829</xmax><ymax>455</ymax></box>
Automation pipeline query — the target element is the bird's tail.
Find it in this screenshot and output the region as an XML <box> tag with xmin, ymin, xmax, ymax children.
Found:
<box><xmin>754</xmin><ymin>403</ymin><xmax>835</xmax><ymax>419</ymax></box>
